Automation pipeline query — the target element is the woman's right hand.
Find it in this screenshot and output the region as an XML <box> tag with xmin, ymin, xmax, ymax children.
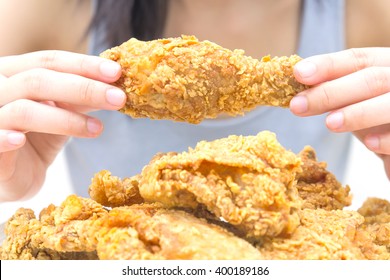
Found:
<box><xmin>0</xmin><ymin>50</ymin><xmax>126</xmax><ymax>202</ymax></box>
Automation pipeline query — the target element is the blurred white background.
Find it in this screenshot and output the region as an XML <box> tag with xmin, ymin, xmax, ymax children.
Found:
<box><xmin>0</xmin><ymin>136</ymin><xmax>389</xmax><ymax>223</ymax></box>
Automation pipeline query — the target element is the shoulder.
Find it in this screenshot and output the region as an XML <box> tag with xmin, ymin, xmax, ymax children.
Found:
<box><xmin>0</xmin><ymin>0</ymin><xmax>92</xmax><ymax>56</ymax></box>
<box><xmin>346</xmin><ymin>0</ymin><xmax>390</xmax><ymax>47</ymax></box>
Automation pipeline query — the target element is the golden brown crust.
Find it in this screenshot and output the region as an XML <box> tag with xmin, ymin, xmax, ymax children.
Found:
<box><xmin>358</xmin><ymin>197</ymin><xmax>390</xmax><ymax>224</ymax></box>
<box><xmin>1</xmin><ymin>199</ymin><xmax>261</xmax><ymax>260</ymax></box>
<box><xmin>0</xmin><ymin>195</ymin><xmax>106</xmax><ymax>260</ymax></box>
<box><xmin>139</xmin><ymin>131</ymin><xmax>303</xmax><ymax>240</ymax></box>
<box><xmin>96</xmin><ymin>206</ymin><xmax>262</xmax><ymax>260</ymax></box>
<box><xmin>88</xmin><ymin>170</ymin><xmax>144</xmax><ymax>207</ymax></box>
<box><xmin>100</xmin><ymin>35</ymin><xmax>308</xmax><ymax>124</ymax></box>
<box><xmin>296</xmin><ymin>146</ymin><xmax>352</xmax><ymax>210</ymax></box>
<box><xmin>258</xmin><ymin>209</ymin><xmax>375</xmax><ymax>260</ymax></box>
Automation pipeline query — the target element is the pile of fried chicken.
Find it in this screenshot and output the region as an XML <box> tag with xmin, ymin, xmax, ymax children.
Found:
<box><xmin>1</xmin><ymin>131</ymin><xmax>389</xmax><ymax>260</ymax></box>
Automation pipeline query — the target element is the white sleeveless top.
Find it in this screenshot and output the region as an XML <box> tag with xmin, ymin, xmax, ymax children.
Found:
<box><xmin>65</xmin><ymin>0</ymin><xmax>351</xmax><ymax>197</ymax></box>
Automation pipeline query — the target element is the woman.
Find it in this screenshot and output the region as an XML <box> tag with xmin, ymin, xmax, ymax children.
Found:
<box><xmin>0</xmin><ymin>0</ymin><xmax>389</xmax><ymax>201</ymax></box>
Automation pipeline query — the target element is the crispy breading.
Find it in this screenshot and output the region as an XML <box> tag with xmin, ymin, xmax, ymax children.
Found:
<box><xmin>139</xmin><ymin>131</ymin><xmax>303</xmax><ymax>240</ymax></box>
<box><xmin>296</xmin><ymin>146</ymin><xmax>352</xmax><ymax>210</ymax></box>
<box><xmin>88</xmin><ymin>170</ymin><xmax>144</xmax><ymax>207</ymax></box>
<box><xmin>258</xmin><ymin>208</ymin><xmax>386</xmax><ymax>260</ymax></box>
<box><xmin>100</xmin><ymin>35</ymin><xmax>307</xmax><ymax>124</ymax></box>
<box><xmin>1</xmin><ymin>198</ymin><xmax>261</xmax><ymax>260</ymax></box>
<box><xmin>95</xmin><ymin>205</ymin><xmax>262</xmax><ymax>260</ymax></box>
<box><xmin>355</xmin><ymin>223</ymin><xmax>390</xmax><ymax>260</ymax></box>
<box><xmin>0</xmin><ymin>196</ymin><xmax>104</xmax><ymax>260</ymax></box>
<box><xmin>358</xmin><ymin>197</ymin><xmax>390</xmax><ymax>224</ymax></box>
<box><xmin>355</xmin><ymin>197</ymin><xmax>390</xmax><ymax>259</ymax></box>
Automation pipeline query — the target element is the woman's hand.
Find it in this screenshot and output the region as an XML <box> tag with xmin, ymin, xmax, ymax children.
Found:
<box><xmin>290</xmin><ymin>48</ymin><xmax>390</xmax><ymax>179</ymax></box>
<box><xmin>0</xmin><ymin>50</ymin><xmax>126</xmax><ymax>201</ymax></box>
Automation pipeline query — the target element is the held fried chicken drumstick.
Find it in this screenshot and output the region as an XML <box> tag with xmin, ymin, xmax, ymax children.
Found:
<box><xmin>100</xmin><ymin>35</ymin><xmax>308</xmax><ymax>123</ymax></box>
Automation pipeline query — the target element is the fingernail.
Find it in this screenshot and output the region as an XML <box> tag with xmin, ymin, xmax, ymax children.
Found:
<box><xmin>87</xmin><ymin>118</ymin><xmax>103</xmax><ymax>135</ymax></box>
<box><xmin>326</xmin><ymin>111</ymin><xmax>344</xmax><ymax>130</ymax></box>
<box><xmin>7</xmin><ymin>133</ymin><xmax>25</xmax><ymax>146</ymax></box>
<box><xmin>106</xmin><ymin>88</ymin><xmax>126</xmax><ymax>106</ymax></box>
<box><xmin>365</xmin><ymin>135</ymin><xmax>380</xmax><ymax>151</ymax></box>
<box><xmin>295</xmin><ymin>61</ymin><xmax>317</xmax><ymax>78</ymax></box>
<box><xmin>100</xmin><ymin>61</ymin><xmax>121</xmax><ymax>78</ymax></box>
<box><xmin>290</xmin><ymin>95</ymin><xmax>308</xmax><ymax>114</ymax></box>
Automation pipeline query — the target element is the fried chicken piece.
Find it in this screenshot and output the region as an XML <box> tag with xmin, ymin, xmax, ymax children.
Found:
<box><xmin>0</xmin><ymin>208</ymin><xmax>99</xmax><ymax>260</ymax></box>
<box><xmin>138</xmin><ymin>131</ymin><xmax>303</xmax><ymax>240</ymax></box>
<box><xmin>355</xmin><ymin>222</ymin><xmax>390</xmax><ymax>259</ymax></box>
<box><xmin>95</xmin><ymin>204</ymin><xmax>262</xmax><ymax>260</ymax></box>
<box><xmin>0</xmin><ymin>208</ymin><xmax>44</xmax><ymax>260</ymax></box>
<box><xmin>258</xmin><ymin>208</ymin><xmax>387</xmax><ymax>260</ymax></box>
<box><xmin>0</xmin><ymin>195</ymin><xmax>107</xmax><ymax>260</ymax></box>
<box><xmin>358</xmin><ymin>197</ymin><xmax>390</xmax><ymax>224</ymax></box>
<box><xmin>355</xmin><ymin>198</ymin><xmax>390</xmax><ymax>259</ymax></box>
<box><xmin>89</xmin><ymin>170</ymin><xmax>144</xmax><ymax>207</ymax></box>
<box><xmin>1</xmin><ymin>196</ymin><xmax>262</xmax><ymax>260</ymax></box>
<box><xmin>258</xmin><ymin>205</ymin><xmax>390</xmax><ymax>260</ymax></box>
<box><xmin>100</xmin><ymin>35</ymin><xmax>307</xmax><ymax>124</ymax></box>
<box><xmin>296</xmin><ymin>146</ymin><xmax>351</xmax><ymax>210</ymax></box>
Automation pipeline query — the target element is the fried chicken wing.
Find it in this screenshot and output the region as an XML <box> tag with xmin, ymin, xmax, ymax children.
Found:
<box><xmin>100</xmin><ymin>35</ymin><xmax>307</xmax><ymax>123</ymax></box>
<box><xmin>138</xmin><ymin>131</ymin><xmax>303</xmax><ymax>240</ymax></box>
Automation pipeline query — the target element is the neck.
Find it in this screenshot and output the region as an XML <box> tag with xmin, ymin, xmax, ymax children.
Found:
<box><xmin>164</xmin><ymin>0</ymin><xmax>302</xmax><ymax>57</ymax></box>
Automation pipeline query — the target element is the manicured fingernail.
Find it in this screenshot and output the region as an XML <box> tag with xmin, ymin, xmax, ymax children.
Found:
<box><xmin>87</xmin><ymin>118</ymin><xmax>103</xmax><ymax>135</ymax></box>
<box><xmin>295</xmin><ymin>61</ymin><xmax>317</xmax><ymax>78</ymax></box>
<box><xmin>7</xmin><ymin>133</ymin><xmax>25</xmax><ymax>146</ymax></box>
<box><xmin>365</xmin><ymin>135</ymin><xmax>380</xmax><ymax>151</ymax></box>
<box><xmin>106</xmin><ymin>88</ymin><xmax>126</xmax><ymax>106</ymax></box>
<box><xmin>290</xmin><ymin>95</ymin><xmax>308</xmax><ymax>114</ymax></box>
<box><xmin>100</xmin><ymin>61</ymin><xmax>121</xmax><ymax>78</ymax></box>
<box><xmin>326</xmin><ymin>111</ymin><xmax>344</xmax><ymax>130</ymax></box>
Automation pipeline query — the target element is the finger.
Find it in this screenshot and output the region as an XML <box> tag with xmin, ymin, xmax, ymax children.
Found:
<box><xmin>354</xmin><ymin>124</ymin><xmax>390</xmax><ymax>142</ymax></box>
<box><xmin>294</xmin><ymin>48</ymin><xmax>390</xmax><ymax>85</ymax></box>
<box><xmin>290</xmin><ymin>67</ymin><xmax>390</xmax><ymax>116</ymax></box>
<box><xmin>0</xmin><ymin>130</ymin><xmax>25</xmax><ymax>152</ymax></box>
<box><xmin>0</xmin><ymin>68</ymin><xmax>126</xmax><ymax>110</ymax></box>
<box><xmin>0</xmin><ymin>50</ymin><xmax>121</xmax><ymax>83</ymax></box>
<box><xmin>0</xmin><ymin>99</ymin><xmax>103</xmax><ymax>138</ymax></box>
<box><xmin>325</xmin><ymin>92</ymin><xmax>390</xmax><ymax>132</ymax></box>
<box><xmin>355</xmin><ymin>124</ymin><xmax>390</xmax><ymax>155</ymax></box>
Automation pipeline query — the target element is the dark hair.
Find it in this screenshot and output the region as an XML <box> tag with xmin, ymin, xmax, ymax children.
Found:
<box><xmin>90</xmin><ymin>0</ymin><xmax>168</xmax><ymax>48</ymax></box>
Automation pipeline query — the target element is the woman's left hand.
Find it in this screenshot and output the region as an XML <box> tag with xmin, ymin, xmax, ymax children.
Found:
<box><xmin>290</xmin><ymin>48</ymin><xmax>390</xmax><ymax>179</ymax></box>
